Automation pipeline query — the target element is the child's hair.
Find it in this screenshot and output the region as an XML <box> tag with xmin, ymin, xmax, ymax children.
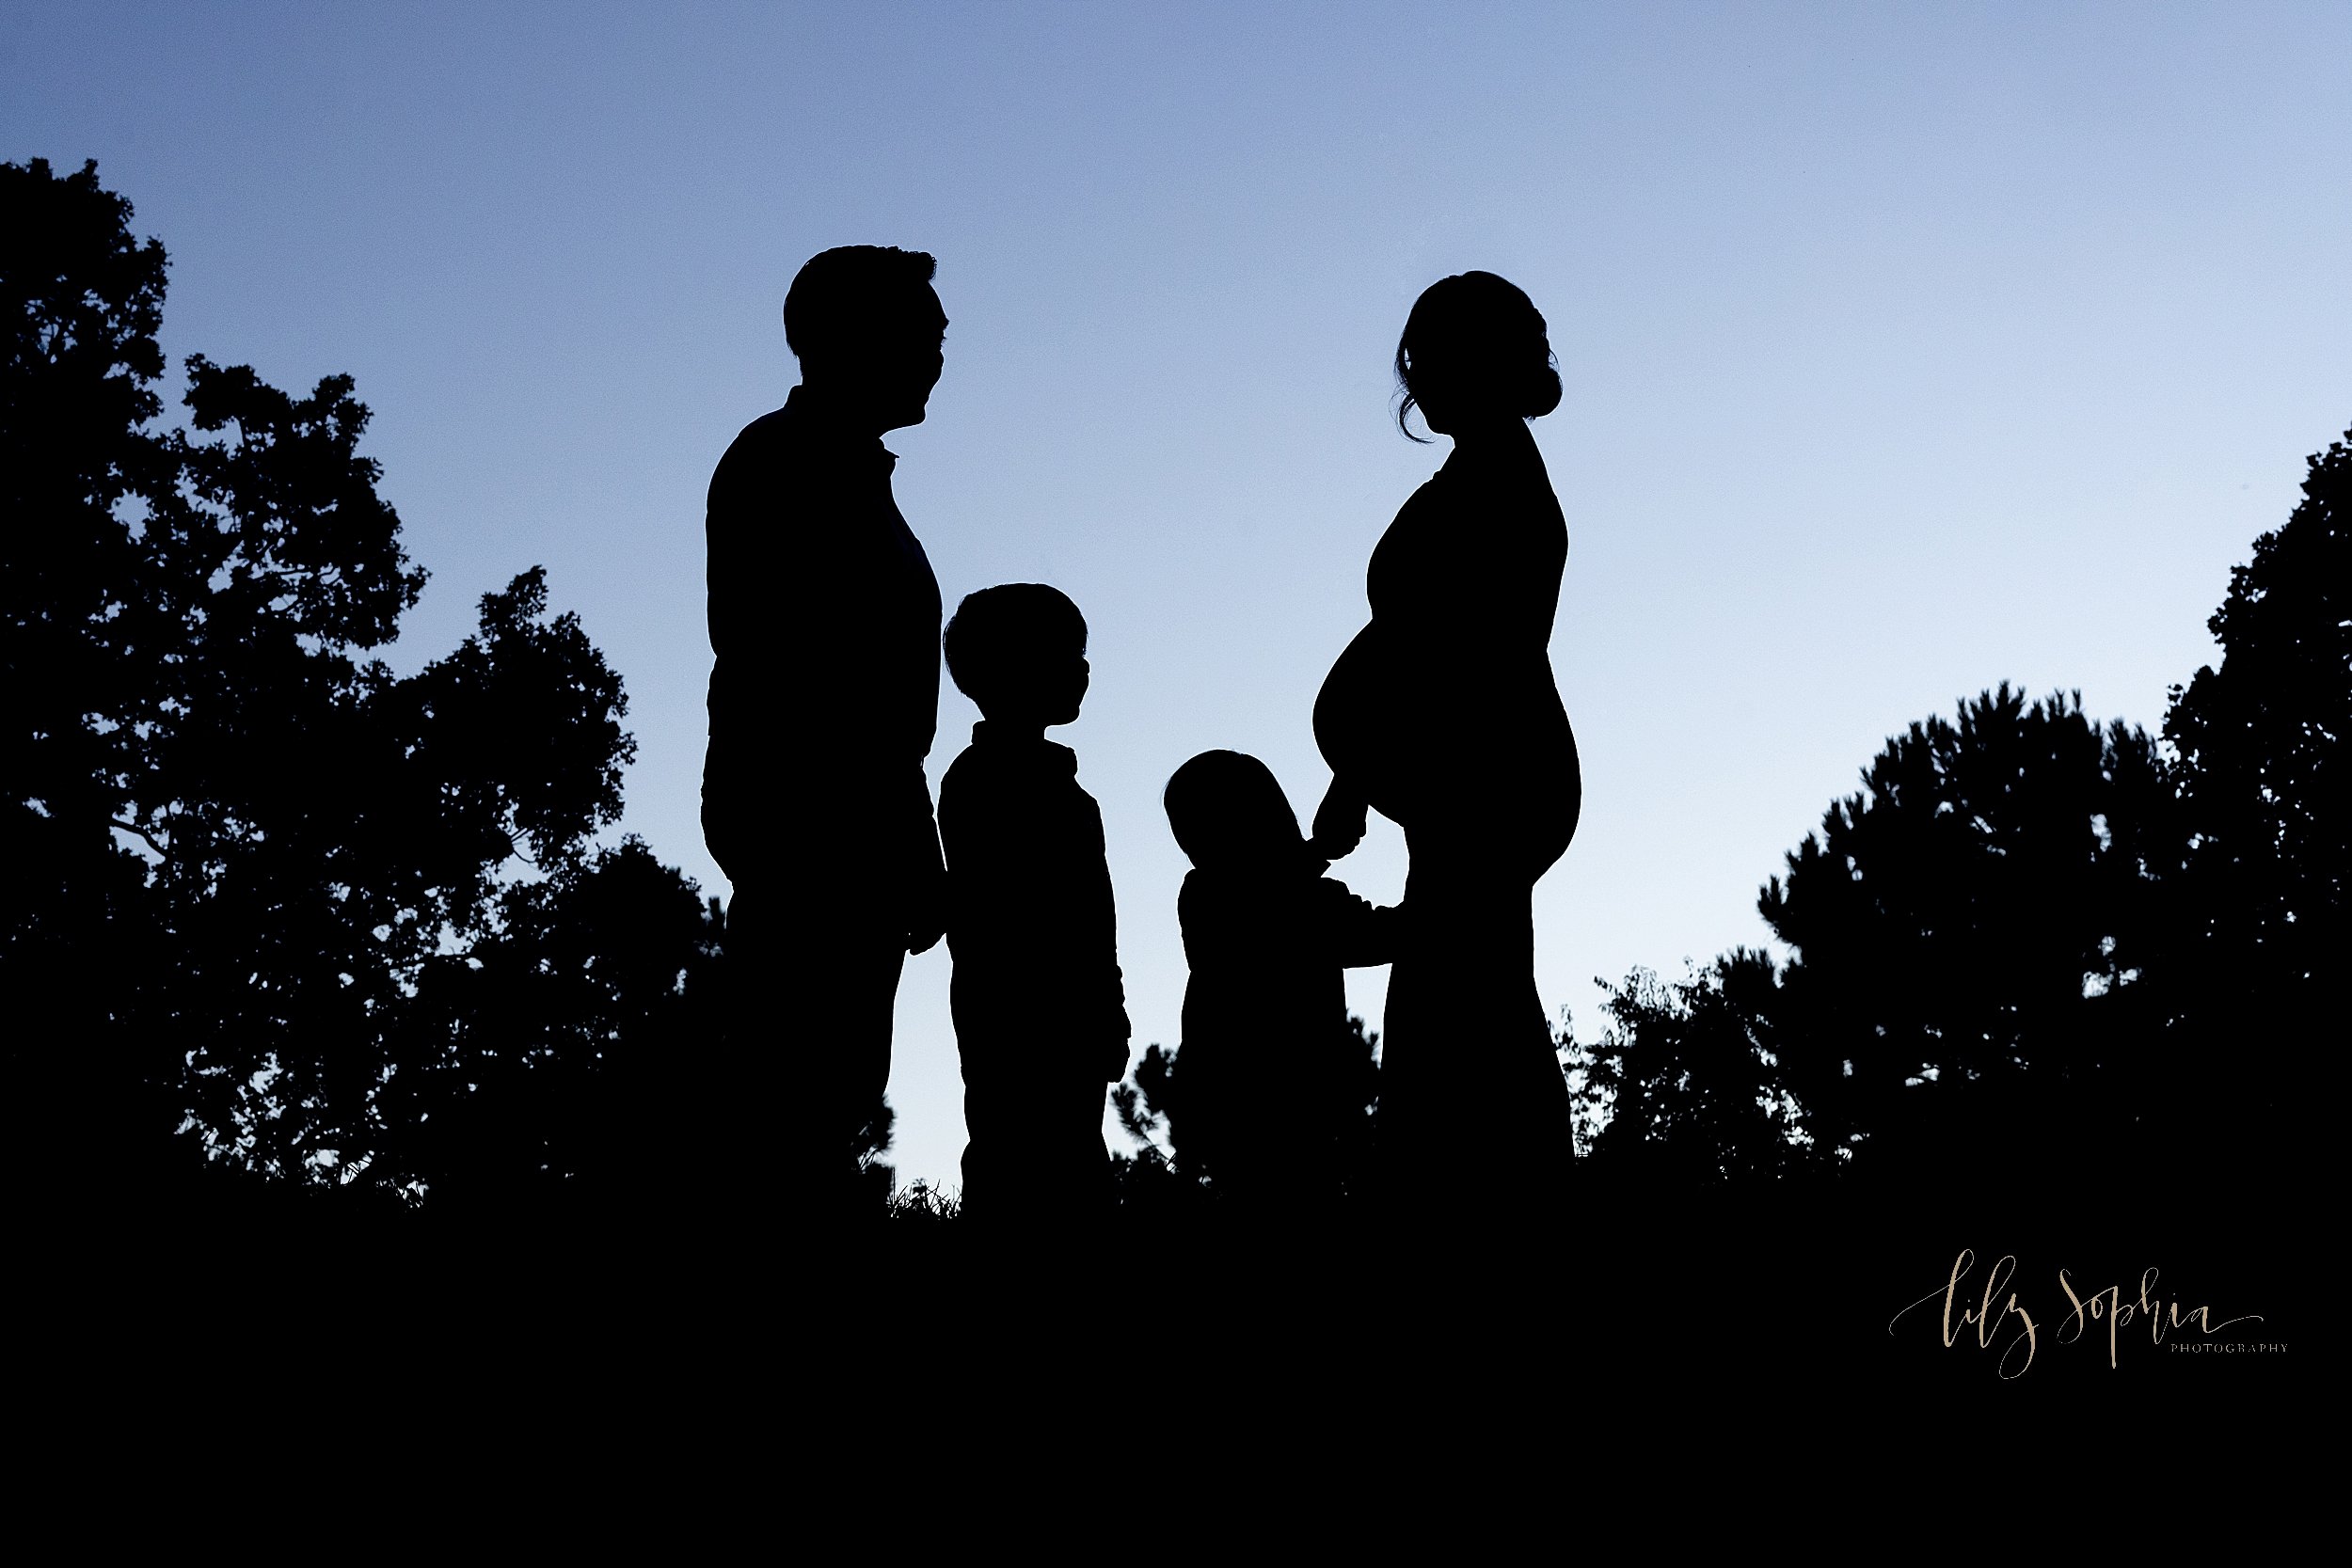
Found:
<box><xmin>1164</xmin><ymin>751</ymin><xmax>1306</xmax><ymax>869</ymax></box>
<box><xmin>944</xmin><ymin>583</ymin><xmax>1087</xmax><ymax>707</ymax></box>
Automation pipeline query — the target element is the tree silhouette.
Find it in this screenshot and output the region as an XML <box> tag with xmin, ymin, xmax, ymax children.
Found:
<box><xmin>1575</xmin><ymin>686</ymin><xmax>2179</xmax><ymax>1184</ymax></box>
<box><xmin>6</xmin><ymin>156</ymin><xmax>183</xmax><ymax>1194</ymax></box>
<box><xmin>2160</xmin><ymin>428</ymin><xmax>2346</xmax><ymax>1167</ymax></box>
<box><xmin>377</xmin><ymin>838</ymin><xmax>723</xmax><ymax>1208</ymax></box>
<box><xmin>1110</xmin><ymin>1014</ymin><xmax>1381</xmax><ymax>1210</ymax></box>
<box><xmin>4</xmin><ymin>158</ymin><xmax>707</xmax><ymax>1210</ymax></box>
<box><xmin>1571</xmin><ymin>951</ymin><xmax>1804</xmax><ymax>1181</ymax></box>
<box><xmin>1759</xmin><ymin>685</ymin><xmax>2175</xmax><ymax>1173</ymax></box>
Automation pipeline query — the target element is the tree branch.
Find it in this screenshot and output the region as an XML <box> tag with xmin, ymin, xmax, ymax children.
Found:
<box><xmin>110</xmin><ymin>816</ymin><xmax>167</xmax><ymax>857</ymax></box>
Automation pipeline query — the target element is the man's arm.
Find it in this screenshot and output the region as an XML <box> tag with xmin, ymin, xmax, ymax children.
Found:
<box><xmin>903</xmin><ymin>772</ymin><xmax>946</xmax><ymax>954</ymax></box>
<box><xmin>701</xmin><ymin>429</ymin><xmax>760</xmax><ymax>879</ymax></box>
<box><xmin>1082</xmin><ymin>794</ymin><xmax>1131</xmax><ymax>1081</ymax></box>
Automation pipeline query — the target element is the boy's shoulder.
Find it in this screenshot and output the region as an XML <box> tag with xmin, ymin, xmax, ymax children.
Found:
<box><xmin>1306</xmin><ymin>871</ymin><xmax>1365</xmax><ymax>906</ymax></box>
<box><xmin>941</xmin><ymin>736</ymin><xmax>1097</xmax><ymax>830</ymax></box>
<box><xmin>1181</xmin><ymin>863</ymin><xmax>1327</xmax><ymax>919</ymax></box>
<box><xmin>945</xmin><ymin>735</ymin><xmax>1079</xmax><ymax>784</ymax></box>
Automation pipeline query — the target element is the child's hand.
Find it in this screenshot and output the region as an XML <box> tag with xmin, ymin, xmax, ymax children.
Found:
<box><xmin>1311</xmin><ymin>781</ymin><xmax>1368</xmax><ymax>860</ymax></box>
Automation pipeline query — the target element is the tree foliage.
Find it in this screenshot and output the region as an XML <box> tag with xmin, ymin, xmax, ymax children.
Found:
<box><xmin>2164</xmin><ymin>430</ymin><xmax>2347</xmax><ymax>1004</ymax></box>
<box><xmin>1576</xmin><ymin>688</ymin><xmax>2172</xmax><ymax>1180</ymax></box>
<box><xmin>1761</xmin><ymin>685</ymin><xmax>2174</xmax><ymax>1166</ymax></box>
<box><xmin>4</xmin><ymin>157</ymin><xmax>707</xmax><ymax>1208</ymax></box>
<box><xmin>1579</xmin><ymin>425</ymin><xmax>2345</xmax><ymax>1186</ymax></box>
<box><xmin>1110</xmin><ymin>1015</ymin><xmax>1382</xmax><ymax>1210</ymax></box>
<box><xmin>1571</xmin><ymin>951</ymin><xmax>1802</xmax><ymax>1180</ymax></box>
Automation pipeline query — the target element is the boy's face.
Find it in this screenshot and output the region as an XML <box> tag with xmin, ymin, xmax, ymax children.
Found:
<box><xmin>982</xmin><ymin>646</ymin><xmax>1089</xmax><ymax>728</ymax></box>
<box><xmin>1179</xmin><ymin>772</ymin><xmax>1307</xmax><ymax>870</ymax></box>
<box><xmin>1226</xmin><ymin>790</ymin><xmax>1306</xmax><ymax>865</ymax></box>
<box><xmin>1038</xmin><ymin>650</ymin><xmax>1089</xmax><ymax>727</ymax></box>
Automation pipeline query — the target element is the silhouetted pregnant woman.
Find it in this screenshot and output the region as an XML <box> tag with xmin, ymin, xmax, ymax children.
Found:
<box><xmin>1311</xmin><ymin>272</ymin><xmax>1581</xmax><ymax>1212</ymax></box>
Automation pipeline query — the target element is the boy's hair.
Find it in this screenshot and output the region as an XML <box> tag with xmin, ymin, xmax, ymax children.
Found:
<box><xmin>1164</xmin><ymin>750</ymin><xmax>1303</xmax><ymax>868</ymax></box>
<box><xmin>944</xmin><ymin>583</ymin><xmax>1088</xmax><ymax>707</ymax></box>
<box><xmin>784</xmin><ymin>245</ymin><xmax>939</xmax><ymax>365</ymax></box>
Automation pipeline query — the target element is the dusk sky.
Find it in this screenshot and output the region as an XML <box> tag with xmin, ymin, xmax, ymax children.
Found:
<box><xmin>9</xmin><ymin>2</ymin><xmax>2347</xmax><ymax>1190</ymax></box>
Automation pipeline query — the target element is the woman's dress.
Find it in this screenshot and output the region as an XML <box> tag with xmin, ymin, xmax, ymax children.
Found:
<box><xmin>1313</xmin><ymin>436</ymin><xmax>1581</xmax><ymax>1203</ymax></box>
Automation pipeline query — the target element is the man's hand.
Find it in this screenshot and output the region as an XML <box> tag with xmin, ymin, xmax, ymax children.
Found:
<box><xmin>905</xmin><ymin>872</ymin><xmax>946</xmax><ymax>954</ymax></box>
<box><xmin>1311</xmin><ymin>780</ymin><xmax>1368</xmax><ymax>861</ymax></box>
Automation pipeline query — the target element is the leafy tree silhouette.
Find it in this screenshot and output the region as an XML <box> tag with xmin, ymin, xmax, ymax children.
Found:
<box><xmin>7</xmin><ymin>156</ymin><xmax>183</xmax><ymax>1196</ymax></box>
<box><xmin>378</xmin><ymin>838</ymin><xmax>723</xmax><ymax>1208</ymax></box>
<box><xmin>1577</xmin><ymin>416</ymin><xmax>2347</xmax><ymax>1189</ymax></box>
<box><xmin>1581</xmin><ymin>418</ymin><xmax>2348</xmax><ymax>1191</ymax></box>
<box><xmin>1760</xmin><ymin>685</ymin><xmax>2174</xmax><ymax>1176</ymax></box>
<box><xmin>1109</xmin><ymin>1014</ymin><xmax>1382</xmax><ymax>1212</ymax></box>
<box><xmin>4</xmin><ymin>158</ymin><xmax>712</xmax><ymax>1212</ymax></box>
<box><xmin>1574</xmin><ymin>686</ymin><xmax>2177</xmax><ymax>1187</ymax></box>
<box><xmin>1570</xmin><ymin>952</ymin><xmax>1803</xmax><ymax>1182</ymax></box>
<box><xmin>2160</xmin><ymin>427</ymin><xmax>2346</xmax><ymax>1169</ymax></box>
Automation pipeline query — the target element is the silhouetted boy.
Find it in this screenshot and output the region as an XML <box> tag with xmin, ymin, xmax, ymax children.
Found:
<box><xmin>938</xmin><ymin>585</ymin><xmax>1130</xmax><ymax>1222</ymax></box>
<box><xmin>1165</xmin><ymin>751</ymin><xmax>1399</xmax><ymax>1212</ymax></box>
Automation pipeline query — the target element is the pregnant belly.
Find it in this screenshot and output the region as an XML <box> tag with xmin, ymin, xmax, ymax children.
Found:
<box><xmin>1316</xmin><ymin>624</ymin><xmax>1581</xmax><ymax>855</ymax></box>
<box><xmin>1312</xmin><ymin>623</ymin><xmax>1392</xmax><ymax>786</ymax></box>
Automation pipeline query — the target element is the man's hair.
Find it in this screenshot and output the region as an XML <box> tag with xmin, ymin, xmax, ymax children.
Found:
<box><xmin>944</xmin><ymin>583</ymin><xmax>1087</xmax><ymax>705</ymax></box>
<box><xmin>783</xmin><ymin>245</ymin><xmax>939</xmax><ymax>365</ymax></box>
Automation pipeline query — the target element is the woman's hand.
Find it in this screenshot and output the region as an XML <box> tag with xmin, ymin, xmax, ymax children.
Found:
<box><xmin>1311</xmin><ymin>780</ymin><xmax>1369</xmax><ymax>861</ymax></box>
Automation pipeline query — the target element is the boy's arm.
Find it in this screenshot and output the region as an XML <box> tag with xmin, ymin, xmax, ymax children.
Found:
<box><xmin>940</xmin><ymin>759</ymin><xmax>1049</xmax><ymax>965</ymax></box>
<box><xmin>1316</xmin><ymin>877</ymin><xmax>1403</xmax><ymax>968</ymax></box>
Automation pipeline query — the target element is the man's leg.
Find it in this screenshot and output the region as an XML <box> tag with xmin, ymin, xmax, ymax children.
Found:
<box><xmin>729</xmin><ymin>881</ymin><xmax>905</xmax><ymax>1227</ymax></box>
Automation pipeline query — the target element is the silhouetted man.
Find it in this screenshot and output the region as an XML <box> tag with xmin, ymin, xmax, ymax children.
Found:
<box><xmin>704</xmin><ymin>245</ymin><xmax>948</xmax><ymax>1220</ymax></box>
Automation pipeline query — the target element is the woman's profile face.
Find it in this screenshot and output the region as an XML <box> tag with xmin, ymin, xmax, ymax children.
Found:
<box><xmin>1404</xmin><ymin>353</ymin><xmax>1504</xmax><ymax>436</ymax></box>
<box><xmin>1407</xmin><ymin>370</ymin><xmax>1464</xmax><ymax>435</ymax></box>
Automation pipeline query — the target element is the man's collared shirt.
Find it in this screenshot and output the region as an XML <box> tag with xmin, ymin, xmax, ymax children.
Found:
<box><xmin>703</xmin><ymin>386</ymin><xmax>943</xmax><ymax>879</ymax></box>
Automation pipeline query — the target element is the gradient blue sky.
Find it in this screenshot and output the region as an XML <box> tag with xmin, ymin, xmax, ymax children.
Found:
<box><xmin>9</xmin><ymin>2</ymin><xmax>2347</xmax><ymax>1190</ymax></box>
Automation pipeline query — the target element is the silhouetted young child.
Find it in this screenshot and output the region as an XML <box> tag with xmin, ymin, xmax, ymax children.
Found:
<box><xmin>1165</xmin><ymin>751</ymin><xmax>1399</xmax><ymax>1212</ymax></box>
<box><xmin>938</xmin><ymin>584</ymin><xmax>1130</xmax><ymax>1223</ymax></box>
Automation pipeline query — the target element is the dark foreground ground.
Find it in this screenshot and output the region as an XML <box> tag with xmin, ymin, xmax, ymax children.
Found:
<box><xmin>26</xmin><ymin>1165</ymin><xmax>2307</xmax><ymax>1452</ymax></box>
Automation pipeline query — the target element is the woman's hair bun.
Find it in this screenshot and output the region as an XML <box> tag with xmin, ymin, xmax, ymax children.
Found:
<box><xmin>1395</xmin><ymin>270</ymin><xmax>1559</xmax><ymax>437</ymax></box>
<box><xmin>1519</xmin><ymin>357</ymin><xmax>1564</xmax><ymax>420</ymax></box>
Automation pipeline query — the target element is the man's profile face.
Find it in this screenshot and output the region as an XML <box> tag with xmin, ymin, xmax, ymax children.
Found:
<box><xmin>888</xmin><ymin>283</ymin><xmax>948</xmax><ymax>430</ymax></box>
<box><xmin>845</xmin><ymin>282</ymin><xmax>946</xmax><ymax>434</ymax></box>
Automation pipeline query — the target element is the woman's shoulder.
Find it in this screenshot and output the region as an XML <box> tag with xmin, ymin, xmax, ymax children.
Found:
<box><xmin>1465</xmin><ymin>446</ymin><xmax>1566</xmax><ymax>557</ymax></box>
<box><xmin>1371</xmin><ymin>468</ymin><xmax>1454</xmax><ymax>559</ymax></box>
<box><xmin>1376</xmin><ymin>448</ymin><xmax>1563</xmax><ymax>565</ymax></box>
<box><xmin>1444</xmin><ymin>438</ymin><xmax>1558</xmax><ymax>501</ymax></box>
